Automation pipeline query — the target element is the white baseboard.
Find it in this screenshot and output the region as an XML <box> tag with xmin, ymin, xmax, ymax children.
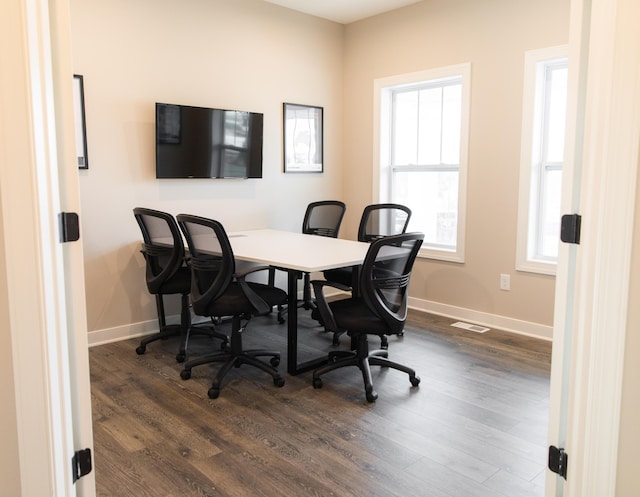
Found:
<box><xmin>408</xmin><ymin>297</ymin><xmax>553</xmax><ymax>341</ymax></box>
<box><xmin>88</xmin><ymin>318</ymin><xmax>162</xmax><ymax>347</ymax></box>
<box><xmin>88</xmin><ymin>298</ymin><xmax>553</xmax><ymax>347</ymax></box>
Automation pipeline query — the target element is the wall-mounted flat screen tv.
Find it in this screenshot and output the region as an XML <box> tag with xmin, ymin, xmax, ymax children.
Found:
<box><xmin>155</xmin><ymin>102</ymin><xmax>263</xmax><ymax>179</ymax></box>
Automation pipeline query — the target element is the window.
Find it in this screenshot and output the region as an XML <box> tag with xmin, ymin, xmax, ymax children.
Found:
<box><xmin>374</xmin><ymin>64</ymin><xmax>470</xmax><ymax>262</ymax></box>
<box><xmin>516</xmin><ymin>46</ymin><xmax>568</xmax><ymax>275</ymax></box>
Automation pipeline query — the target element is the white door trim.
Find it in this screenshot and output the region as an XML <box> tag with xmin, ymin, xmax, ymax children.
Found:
<box><xmin>547</xmin><ymin>0</ymin><xmax>640</xmax><ymax>495</ymax></box>
<box><xmin>1</xmin><ymin>0</ymin><xmax>95</xmax><ymax>495</ymax></box>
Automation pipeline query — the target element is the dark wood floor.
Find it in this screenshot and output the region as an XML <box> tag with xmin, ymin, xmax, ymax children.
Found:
<box><xmin>89</xmin><ymin>310</ymin><xmax>551</xmax><ymax>497</ymax></box>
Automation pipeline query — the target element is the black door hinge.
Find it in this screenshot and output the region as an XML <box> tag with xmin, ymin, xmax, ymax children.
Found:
<box><xmin>59</xmin><ymin>212</ymin><xmax>80</xmax><ymax>243</ymax></box>
<box><xmin>560</xmin><ymin>214</ymin><xmax>581</xmax><ymax>244</ymax></box>
<box><xmin>72</xmin><ymin>448</ymin><xmax>92</xmax><ymax>482</ymax></box>
<box><xmin>548</xmin><ymin>445</ymin><xmax>568</xmax><ymax>479</ymax></box>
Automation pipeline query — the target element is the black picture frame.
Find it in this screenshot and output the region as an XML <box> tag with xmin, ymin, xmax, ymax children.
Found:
<box><xmin>283</xmin><ymin>102</ymin><xmax>323</xmax><ymax>173</ymax></box>
<box><xmin>73</xmin><ymin>74</ymin><xmax>89</xmax><ymax>169</ymax></box>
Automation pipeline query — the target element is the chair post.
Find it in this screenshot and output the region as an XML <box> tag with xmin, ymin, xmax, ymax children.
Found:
<box><xmin>155</xmin><ymin>294</ymin><xmax>167</xmax><ymax>328</ymax></box>
<box><xmin>176</xmin><ymin>293</ymin><xmax>191</xmax><ymax>362</ymax></box>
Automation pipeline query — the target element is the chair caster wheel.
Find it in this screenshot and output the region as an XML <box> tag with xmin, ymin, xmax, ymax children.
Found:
<box><xmin>135</xmin><ymin>345</ymin><xmax>146</xmax><ymax>355</ymax></box>
<box><xmin>175</xmin><ymin>352</ymin><xmax>186</xmax><ymax>363</ymax></box>
<box><xmin>180</xmin><ymin>369</ymin><xmax>191</xmax><ymax>380</ymax></box>
<box><xmin>410</xmin><ymin>375</ymin><xmax>421</xmax><ymax>387</ymax></box>
<box><xmin>208</xmin><ymin>387</ymin><xmax>220</xmax><ymax>399</ymax></box>
<box><xmin>273</xmin><ymin>375</ymin><xmax>285</xmax><ymax>388</ymax></box>
<box><xmin>270</xmin><ymin>357</ymin><xmax>280</xmax><ymax>368</ymax></box>
<box><xmin>312</xmin><ymin>377</ymin><xmax>323</xmax><ymax>389</ymax></box>
<box><xmin>365</xmin><ymin>389</ymin><xmax>378</xmax><ymax>403</ymax></box>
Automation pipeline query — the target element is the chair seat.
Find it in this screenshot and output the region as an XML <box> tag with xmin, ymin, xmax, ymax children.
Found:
<box><xmin>329</xmin><ymin>298</ymin><xmax>389</xmax><ymax>336</ymax></box>
<box><xmin>322</xmin><ymin>267</ymin><xmax>353</xmax><ymax>287</ymax></box>
<box><xmin>200</xmin><ymin>281</ymin><xmax>287</xmax><ymax>317</ymax></box>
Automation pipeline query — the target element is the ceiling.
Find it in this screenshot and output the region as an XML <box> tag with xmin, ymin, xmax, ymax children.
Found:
<box><xmin>262</xmin><ymin>0</ymin><xmax>423</xmax><ymax>24</ymax></box>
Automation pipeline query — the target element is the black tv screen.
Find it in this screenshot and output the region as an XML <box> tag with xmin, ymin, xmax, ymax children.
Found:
<box><xmin>155</xmin><ymin>102</ymin><xmax>263</xmax><ymax>178</ymax></box>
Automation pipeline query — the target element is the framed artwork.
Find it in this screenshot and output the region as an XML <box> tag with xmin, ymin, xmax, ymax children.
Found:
<box><xmin>283</xmin><ymin>102</ymin><xmax>323</xmax><ymax>173</ymax></box>
<box><xmin>73</xmin><ymin>74</ymin><xmax>89</xmax><ymax>169</ymax></box>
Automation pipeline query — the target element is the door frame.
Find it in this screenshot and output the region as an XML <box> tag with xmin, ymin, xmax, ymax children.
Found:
<box><xmin>1</xmin><ymin>0</ymin><xmax>95</xmax><ymax>495</ymax></box>
<box><xmin>546</xmin><ymin>0</ymin><xmax>640</xmax><ymax>495</ymax></box>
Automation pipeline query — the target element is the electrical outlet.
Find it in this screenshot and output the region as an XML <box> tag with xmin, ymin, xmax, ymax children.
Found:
<box><xmin>500</xmin><ymin>273</ymin><xmax>511</xmax><ymax>291</ymax></box>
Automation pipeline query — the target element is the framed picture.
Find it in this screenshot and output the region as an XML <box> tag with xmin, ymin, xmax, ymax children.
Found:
<box><xmin>73</xmin><ymin>74</ymin><xmax>89</xmax><ymax>169</ymax></box>
<box><xmin>283</xmin><ymin>102</ymin><xmax>323</xmax><ymax>173</ymax></box>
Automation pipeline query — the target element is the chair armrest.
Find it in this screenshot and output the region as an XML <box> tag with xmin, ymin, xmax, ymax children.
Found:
<box><xmin>310</xmin><ymin>280</ymin><xmax>351</xmax><ymax>334</ymax></box>
<box><xmin>235</xmin><ymin>265</ymin><xmax>277</xmax><ymax>315</ymax></box>
<box><xmin>234</xmin><ymin>265</ymin><xmax>273</xmax><ymax>280</ymax></box>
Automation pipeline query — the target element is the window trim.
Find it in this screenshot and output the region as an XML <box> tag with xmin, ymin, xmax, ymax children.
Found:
<box><xmin>516</xmin><ymin>45</ymin><xmax>568</xmax><ymax>276</ymax></box>
<box><xmin>373</xmin><ymin>63</ymin><xmax>471</xmax><ymax>263</ymax></box>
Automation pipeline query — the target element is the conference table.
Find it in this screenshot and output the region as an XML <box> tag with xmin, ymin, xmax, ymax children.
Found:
<box><xmin>225</xmin><ymin>229</ymin><xmax>370</xmax><ymax>375</ymax></box>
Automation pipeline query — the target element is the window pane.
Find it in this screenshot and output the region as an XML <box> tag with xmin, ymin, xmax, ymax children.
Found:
<box><xmin>546</xmin><ymin>67</ymin><xmax>568</xmax><ymax>163</ymax></box>
<box><xmin>393</xmin><ymin>91</ymin><xmax>419</xmax><ymax>165</ymax></box>
<box><xmin>417</xmin><ymin>87</ymin><xmax>443</xmax><ymax>165</ymax></box>
<box><xmin>393</xmin><ymin>170</ymin><xmax>459</xmax><ymax>248</ymax></box>
<box><xmin>537</xmin><ymin>168</ymin><xmax>562</xmax><ymax>259</ymax></box>
<box><xmin>441</xmin><ymin>84</ymin><xmax>462</xmax><ymax>165</ymax></box>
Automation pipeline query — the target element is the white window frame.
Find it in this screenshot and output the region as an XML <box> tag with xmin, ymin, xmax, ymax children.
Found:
<box><xmin>516</xmin><ymin>45</ymin><xmax>569</xmax><ymax>275</ymax></box>
<box><xmin>373</xmin><ymin>63</ymin><xmax>471</xmax><ymax>263</ymax></box>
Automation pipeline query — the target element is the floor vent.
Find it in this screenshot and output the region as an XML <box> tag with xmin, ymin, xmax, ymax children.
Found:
<box><xmin>451</xmin><ymin>321</ymin><xmax>490</xmax><ymax>333</ymax></box>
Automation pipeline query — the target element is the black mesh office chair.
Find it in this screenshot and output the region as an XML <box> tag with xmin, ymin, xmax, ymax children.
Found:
<box><xmin>321</xmin><ymin>203</ymin><xmax>411</xmax><ymax>345</ymax></box>
<box><xmin>276</xmin><ymin>200</ymin><xmax>346</xmax><ymax>321</ymax></box>
<box><xmin>323</xmin><ymin>203</ymin><xmax>411</xmax><ymax>287</ymax></box>
<box><xmin>133</xmin><ymin>208</ymin><xmax>228</xmax><ymax>362</ymax></box>
<box><xmin>176</xmin><ymin>214</ymin><xmax>287</xmax><ymax>399</ymax></box>
<box><xmin>311</xmin><ymin>232</ymin><xmax>424</xmax><ymax>402</ymax></box>
<box><xmin>301</xmin><ymin>200</ymin><xmax>346</xmax><ymax>306</ymax></box>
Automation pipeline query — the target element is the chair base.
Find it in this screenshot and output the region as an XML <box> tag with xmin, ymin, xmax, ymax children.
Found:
<box><xmin>135</xmin><ymin>294</ymin><xmax>228</xmax><ymax>362</ymax></box>
<box><xmin>312</xmin><ymin>335</ymin><xmax>420</xmax><ymax>402</ymax></box>
<box><xmin>180</xmin><ymin>315</ymin><xmax>284</xmax><ymax>399</ymax></box>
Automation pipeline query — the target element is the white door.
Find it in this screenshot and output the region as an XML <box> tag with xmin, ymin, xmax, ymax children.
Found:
<box><xmin>1</xmin><ymin>0</ymin><xmax>96</xmax><ymax>495</ymax></box>
<box><xmin>546</xmin><ymin>0</ymin><xmax>640</xmax><ymax>495</ymax></box>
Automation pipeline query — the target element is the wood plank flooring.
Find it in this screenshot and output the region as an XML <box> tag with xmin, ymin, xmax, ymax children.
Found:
<box><xmin>89</xmin><ymin>310</ymin><xmax>551</xmax><ymax>497</ymax></box>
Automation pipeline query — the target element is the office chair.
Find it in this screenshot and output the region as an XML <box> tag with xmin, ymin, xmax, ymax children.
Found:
<box><xmin>322</xmin><ymin>203</ymin><xmax>411</xmax><ymax>345</ymax></box>
<box><xmin>133</xmin><ymin>208</ymin><xmax>228</xmax><ymax>362</ymax></box>
<box><xmin>176</xmin><ymin>214</ymin><xmax>287</xmax><ymax>399</ymax></box>
<box><xmin>311</xmin><ymin>232</ymin><xmax>424</xmax><ymax>402</ymax></box>
<box><xmin>276</xmin><ymin>200</ymin><xmax>346</xmax><ymax>321</ymax></box>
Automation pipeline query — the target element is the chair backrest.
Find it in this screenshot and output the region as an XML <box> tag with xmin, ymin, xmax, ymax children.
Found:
<box><xmin>133</xmin><ymin>207</ymin><xmax>185</xmax><ymax>294</ymax></box>
<box><xmin>302</xmin><ymin>200</ymin><xmax>346</xmax><ymax>238</ymax></box>
<box><xmin>359</xmin><ymin>232</ymin><xmax>424</xmax><ymax>335</ymax></box>
<box><xmin>176</xmin><ymin>214</ymin><xmax>235</xmax><ymax>316</ymax></box>
<box><xmin>357</xmin><ymin>203</ymin><xmax>412</xmax><ymax>242</ymax></box>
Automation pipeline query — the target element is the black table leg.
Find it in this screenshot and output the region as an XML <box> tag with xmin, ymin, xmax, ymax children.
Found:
<box><xmin>286</xmin><ymin>269</ymin><xmax>330</xmax><ymax>375</ymax></box>
<box><xmin>286</xmin><ymin>269</ymin><xmax>300</xmax><ymax>375</ymax></box>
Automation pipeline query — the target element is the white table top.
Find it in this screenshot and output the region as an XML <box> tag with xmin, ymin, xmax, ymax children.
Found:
<box><xmin>227</xmin><ymin>229</ymin><xmax>369</xmax><ymax>273</ymax></box>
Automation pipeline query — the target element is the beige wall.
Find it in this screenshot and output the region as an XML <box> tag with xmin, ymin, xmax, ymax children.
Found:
<box><xmin>70</xmin><ymin>0</ymin><xmax>345</xmax><ymax>332</ymax></box>
<box><xmin>72</xmin><ymin>0</ymin><xmax>569</xmax><ymax>336</ymax></box>
<box><xmin>342</xmin><ymin>0</ymin><xmax>569</xmax><ymax>327</ymax></box>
